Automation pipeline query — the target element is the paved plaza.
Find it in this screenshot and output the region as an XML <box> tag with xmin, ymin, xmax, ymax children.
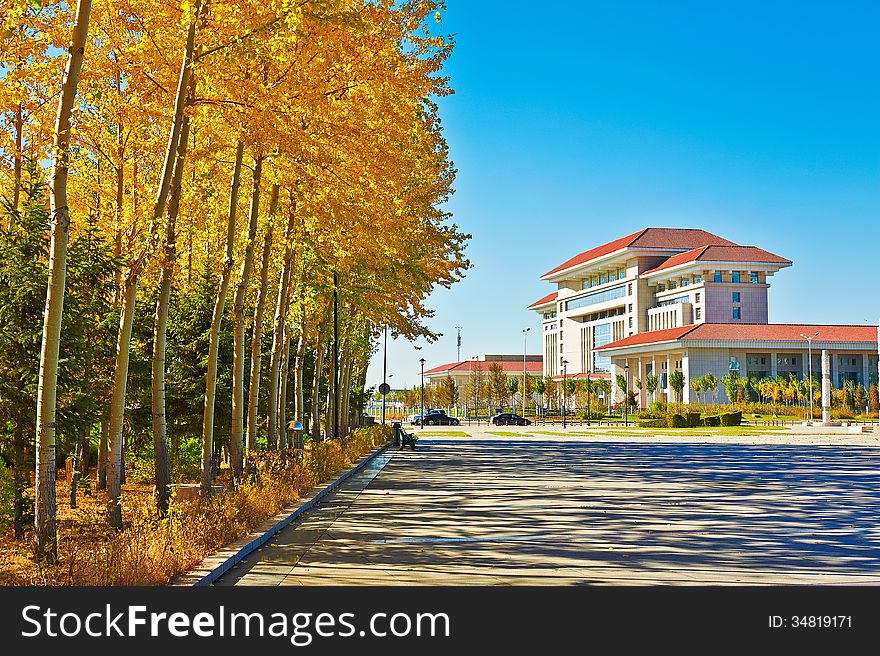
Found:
<box><xmin>217</xmin><ymin>427</ymin><xmax>880</xmax><ymax>585</ymax></box>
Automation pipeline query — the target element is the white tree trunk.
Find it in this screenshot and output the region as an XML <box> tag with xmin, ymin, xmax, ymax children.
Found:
<box><xmin>34</xmin><ymin>0</ymin><xmax>93</xmax><ymax>560</ymax></box>
<box><xmin>230</xmin><ymin>154</ymin><xmax>263</xmax><ymax>482</ymax></box>
<box><xmin>201</xmin><ymin>141</ymin><xmax>243</xmax><ymax>493</ymax></box>
<box><xmin>151</xmin><ymin>106</ymin><xmax>191</xmax><ymax>515</ymax></box>
<box><xmin>245</xmin><ymin>184</ymin><xmax>278</xmax><ymax>456</ymax></box>
<box><xmin>266</xmin><ymin>199</ymin><xmax>297</xmax><ymax>449</ymax></box>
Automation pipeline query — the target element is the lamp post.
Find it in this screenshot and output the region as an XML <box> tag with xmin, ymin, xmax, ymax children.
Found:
<box><xmin>522</xmin><ymin>327</ymin><xmax>530</xmax><ymax>418</ymax></box>
<box><xmin>419</xmin><ymin>357</ymin><xmax>426</xmax><ymax>431</ymax></box>
<box><xmin>381</xmin><ymin>325</ymin><xmax>388</xmax><ymax>425</ymax></box>
<box><xmin>801</xmin><ymin>331</ymin><xmax>819</xmax><ymax>422</ymax></box>
<box><xmin>562</xmin><ymin>359</ymin><xmax>568</xmax><ymax>429</ymax></box>
<box><xmin>586</xmin><ymin>373</ymin><xmax>591</xmax><ymax>426</ymax></box>
<box><xmin>624</xmin><ymin>363</ymin><xmax>630</xmax><ymax>427</ymax></box>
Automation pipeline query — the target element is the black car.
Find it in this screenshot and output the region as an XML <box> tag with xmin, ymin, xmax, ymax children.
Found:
<box><xmin>490</xmin><ymin>413</ymin><xmax>531</xmax><ymax>426</ymax></box>
<box><xmin>419</xmin><ymin>410</ymin><xmax>460</xmax><ymax>426</ymax></box>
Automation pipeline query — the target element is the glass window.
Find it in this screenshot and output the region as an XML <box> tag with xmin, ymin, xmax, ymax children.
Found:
<box><xmin>695</xmin><ymin>292</ymin><xmax>701</xmax><ymax>303</ymax></box>
<box><xmin>564</xmin><ymin>284</ymin><xmax>627</xmax><ymax>312</ymax></box>
<box><xmin>618</xmin><ymin>268</ymin><xmax>626</xmax><ymax>280</ymax></box>
<box><xmin>592</xmin><ymin>323</ymin><xmax>612</xmax><ymax>372</ymax></box>
<box><xmin>732</xmin><ymin>292</ymin><xmax>740</xmax><ymax>302</ymax></box>
<box><xmin>600</xmin><ymin>274</ymin><xmax>607</xmax><ymax>285</ymax></box>
<box><xmin>694</xmin><ymin>274</ymin><xmax>702</xmax><ymax>283</ymax></box>
<box><xmin>713</xmin><ymin>272</ymin><xmax>722</xmax><ymax>283</ymax></box>
<box><xmin>732</xmin><ymin>272</ymin><xmax>741</xmax><ymax>283</ymax></box>
<box><xmin>608</xmin><ymin>271</ymin><xmax>616</xmax><ymax>282</ymax></box>
<box><xmin>628</xmin><ymin>283</ymin><xmax>633</xmax><ymax>295</ymax></box>
<box><xmin>681</xmin><ymin>278</ymin><xmax>690</xmax><ymax>286</ymax></box>
<box><xmin>695</xmin><ymin>308</ymin><xmax>701</xmax><ymax>320</ymax></box>
<box><xmin>732</xmin><ymin>307</ymin><xmax>741</xmax><ymax>320</ymax></box>
<box><xmin>669</xmin><ymin>281</ymin><xmax>677</xmax><ymax>289</ymax></box>
<box><xmin>729</xmin><ymin>356</ymin><xmax>740</xmax><ymax>372</ymax></box>
<box><xmin>750</xmin><ymin>272</ymin><xmax>759</xmax><ymax>284</ymax></box>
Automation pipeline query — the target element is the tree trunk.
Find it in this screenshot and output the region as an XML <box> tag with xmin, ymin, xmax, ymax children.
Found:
<box><xmin>201</xmin><ymin>141</ymin><xmax>243</xmax><ymax>494</ymax></box>
<box><xmin>230</xmin><ymin>154</ymin><xmax>263</xmax><ymax>484</ymax></box>
<box><xmin>311</xmin><ymin>320</ymin><xmax>329</xmax><ymax>440</ymax></box>
<box><xmin>151</xmin><ymin>102</ymin><xmax>191</xmax><ymax>516</ymax></box>
<box><xmin>266</xmin><ymin>200</ymin><xmax>297</xmax><ymax>450</ymax></box>
<box><xmin>245</xmin><ymin>185</ymin><xmax>278</xmax><ymax>455</ymax></box>
<box><xmin>106</xmin><ymin>276</ymin><xmax>136</xmax><ymax>529</ymax></box>
<box><xmin>34</xmin><ymin>0</ymin><xmax>93</xmax><ymax>562</ymax></box>
<box><xmin>13</xmin><ymin>420</ymin><xmax>25</xmax><ymax>541</ymax></box>
<box><xmin>12</xmin><ymin>103</ymin><xmax>23</xmax><ymax>215</ymax></box>
<box><xmin>69</xmin><ymin>425</ymin><xmax>88</xmax><ymax>509</ymax></box>
<box><xmin>96</xmin><ymin>419</ymin><xmax>108</xmax><ymax>491</ymax></box>
<box><xmin>278</xmin><ymin>328</ymin><xmax>291</xmax><ymax>450</ymax></box>
<box><xmin>293</xmin><ymin>320</ymin><xmax>307</xmax><ymax>436</ymax></box>
<box><xmin>104</xmin><ymin>4</ymin><xmax>200</xmax><ymax>530</ymax></box>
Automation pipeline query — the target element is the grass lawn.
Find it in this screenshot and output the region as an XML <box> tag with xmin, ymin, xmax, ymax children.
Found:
<box><xmin>486</xmin><ymin>431</ymin><xmax>533</xmax><ymax>437</ymax></box>
<box><xmin>415</xmin><ymin>431</ymin><xmax>471</xmax><ymax>437</ymax></box>
<box><xmin>533</xmin><ymin>427</ymin><xmax>789</xmax><ymax>437</ymax></box>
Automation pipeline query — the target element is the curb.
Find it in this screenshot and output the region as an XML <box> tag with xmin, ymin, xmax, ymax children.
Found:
<box><xmin>173</xmin><ymin>442</ymin><xmax>390</xmax><ymax>587</ymax></box>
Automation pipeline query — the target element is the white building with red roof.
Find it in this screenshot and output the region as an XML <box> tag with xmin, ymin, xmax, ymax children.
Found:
<box><xmin>529</xmin><ymin>227</ymin><xmax>879</xmax><ymax>405</ymax></box>
<box><xmin>423</xmin><ymin>354</ymin><xmax>543</xmax><ymax>389</ymax></box>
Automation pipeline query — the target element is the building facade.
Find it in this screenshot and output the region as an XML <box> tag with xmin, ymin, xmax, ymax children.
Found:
<box><xmin>529</xmin><ymin>227</ymin><xmax>879</xmax><ymax>405</ymax></box>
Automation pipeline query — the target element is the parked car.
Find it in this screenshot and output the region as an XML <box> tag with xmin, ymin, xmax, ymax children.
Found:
<box><xmin>490</xmin><ymin>413</ymin><xmax>531</xmax><ymax>426</ymax></box>
<box><xmin>407</xmin><ymin>413</ymin><xmax>422</xmax><ymax>425</ymax></box>
<box><xmin>417</xmin><ymin>410</ymin><xmax>460</xmax><ymax>426</ymax></box>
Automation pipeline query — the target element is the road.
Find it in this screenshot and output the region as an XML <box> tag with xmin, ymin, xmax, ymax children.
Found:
<box><xmin>216</xmin><ymin>426</ymin><xmax>880</xmax><ymax>585</ymax></box>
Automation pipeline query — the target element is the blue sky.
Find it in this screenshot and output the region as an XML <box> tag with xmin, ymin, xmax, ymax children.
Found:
<box><xmin>366</xmin><ymin>0</ymin><xmax>880</xmax><ymax>390</ymax></box>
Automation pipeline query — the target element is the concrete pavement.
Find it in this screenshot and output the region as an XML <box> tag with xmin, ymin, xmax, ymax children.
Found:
<box><xmin>216</xmin><ymin>427</ymin><xmax>880</xmax><ymax>585</ymax></box>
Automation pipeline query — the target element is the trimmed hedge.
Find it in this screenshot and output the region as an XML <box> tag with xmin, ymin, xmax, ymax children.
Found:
<box><xmin>638</xmin><ymin>418</ymin><xmax>666</xmax><ymax>428</ymax></box>
<box><xmin>702</xmin><ymin>415</ymin><xmax>721</xmax><ymax>427</ymax></box>
<box><xmin>720</xmin><ymin>411</ymin><xmax>743</xmax><ymax>426</ymax></box>
<box><xmin>667</xmin><ymin>414</ymin><xmax>688</xmax><ymax>428</ymax></box>
<box><xmin>686</xmin><ymin>412</ymin><xmax>701</xmax><ymax>428</ymax></box>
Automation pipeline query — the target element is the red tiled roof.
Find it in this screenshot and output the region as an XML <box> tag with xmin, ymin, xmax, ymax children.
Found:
<box><xmin>541</xmin><ymin>228</ymin><xmax>737</xmax><ymax>279</ymax></box>
<box><xmin>596</xmin><ymin>323</ymin><xmax>877</xmax><ymax>352</ymax></box>
<box><xmin>527</xmin><ymin>291</ymin><xmax>558</xmax><ymax>310</ymax></box>
<box><xmin>424</xmin><ymin>360</ymin><xmax>544</xmax><ymax>375</ymax></box>
<box><xmin>642</xmin><ymin>245</ymin><xmax>791</xmax><ymax>276</ymax></box>
<box><xmin>594</xmin><ymin>326</ymin><xmax>697</xmax><ymax>351</ymax></box>
<box><xmin>685</xmin><ymin>323</ymin><xmax>877</xmax><ymax>343</ymax></box>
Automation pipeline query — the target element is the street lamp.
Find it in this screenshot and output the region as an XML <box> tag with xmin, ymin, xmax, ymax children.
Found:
<box><xmin>801</xmin><ymin>331</ymin><xmax>819</xmax><ymax>422</ymax></box>
<box><xmin>586</xmin><ymin>373</ymin><xmax>592</xmax><ymax>427</ymax></box>
<box><xmin>522</xmin><ymin>327</ymin><xmax>530</xmax><ymax>418</ymax></box>
<box><xmin>381</xmin><ymin>325</ymin><xmax>388</xmax><ymax>425</ymax></box>
<box><xmin>419</xmin><ymin>357</ymin><xmax>426</xmax><ymax>431</ymax></box>
<box><xmin>562</xmin><ymin>359</ymin><xmax>568</xmax><ymax>429</ymax></box>
<box><xmin>624</xmin><ymin>363</ymin><xmax>630</xmax><ymax>427</ymax></box>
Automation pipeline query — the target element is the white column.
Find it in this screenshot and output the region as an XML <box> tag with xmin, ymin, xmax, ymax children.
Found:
<box><xmin>682</xmin><ymin>350</ymin><xmax>690</xmax><ymax>405</ymax></box>
<box><xmin>665</xmin><ymin>352</ymin><xmax>672</xmax><ymax>403</ymax></box>
<box><xmin>770</xmin><ymin>352</ymin><xmax>777</xmax><ymax>379</ymax></box>
<box><xmin>821</xmin><ymin>349</ymin><xmax>832</xmax><ymax>425</ymax></box>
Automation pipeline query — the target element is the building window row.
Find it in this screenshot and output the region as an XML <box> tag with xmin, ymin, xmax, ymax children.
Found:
<box><xmin>583</xmin><ymin>267</ymin><xmax>627</xmax><ymax>289</ymax></box>
<box><xmin>565</xmin><ymin>284</ymin><xmax>627</xmax><ymax>312</ymax></box>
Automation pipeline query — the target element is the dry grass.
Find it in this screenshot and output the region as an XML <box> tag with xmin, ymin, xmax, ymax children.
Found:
<box><xmin>0</xmin><ymin>426</ymin><xmax>389</xmax><ymax>586</ymax></box>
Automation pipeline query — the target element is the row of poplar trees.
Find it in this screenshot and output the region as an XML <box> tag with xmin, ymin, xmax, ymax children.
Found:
<box><xmin>0</xmin><ymin>0</ymin><xmax>469</xmax><ymax>561</ymax></box>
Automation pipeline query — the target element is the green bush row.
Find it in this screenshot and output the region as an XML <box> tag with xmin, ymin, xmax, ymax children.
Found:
<box><xmin>638</xmin><ymin>411</ymin><xmax>743</xmax><ymax>429</ymax></box>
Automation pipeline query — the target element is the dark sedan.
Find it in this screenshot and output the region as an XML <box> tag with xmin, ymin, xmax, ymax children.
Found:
<box><xmin>418</xmin><ymin>411</ymin><xmax>460</xmax><ymax>426</ymax></box>
<box><xmin>490</xmin><ymin>413</ymin><xmax>531</xmax><ymax>426</ymax></box>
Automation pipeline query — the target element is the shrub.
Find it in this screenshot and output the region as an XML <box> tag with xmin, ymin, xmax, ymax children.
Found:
<box><xmin>638</xmin><ymin>418</ymin><xmax>666</xmax><ymax>428</ymax></box>
<box><xmin>720</xmin><ymin>411</ymin><xmax>742</xmax><ymax>426</ymax></box>
<box><xmin>667</xmin><ymin>414</ymin><xmax>688</xmax><ymax>428</ymax></box>
<box><xmin>702</xmin><ymin>415</ymin><xmax>721</xmax><ymax>427</ymax></box>
<box><xmin>686</xmin><ymin>412</ymin><xmax>701</xmax><ymax>428</ymax></box>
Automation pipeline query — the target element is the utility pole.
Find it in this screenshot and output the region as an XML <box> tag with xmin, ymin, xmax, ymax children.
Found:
<box><xmin>381</xmin><ymin>325</ymin><xmax>388</xmax><ymax>425</ymax></box>
<box><xmin>522</xmin><ymin>327</ymin><xmax>530</xmax><ymax>418</ymax></box>
<box><xmin>455</xmin><ymin>326</ymin><xmax>462</xmax><ymax>362</ymax></box>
